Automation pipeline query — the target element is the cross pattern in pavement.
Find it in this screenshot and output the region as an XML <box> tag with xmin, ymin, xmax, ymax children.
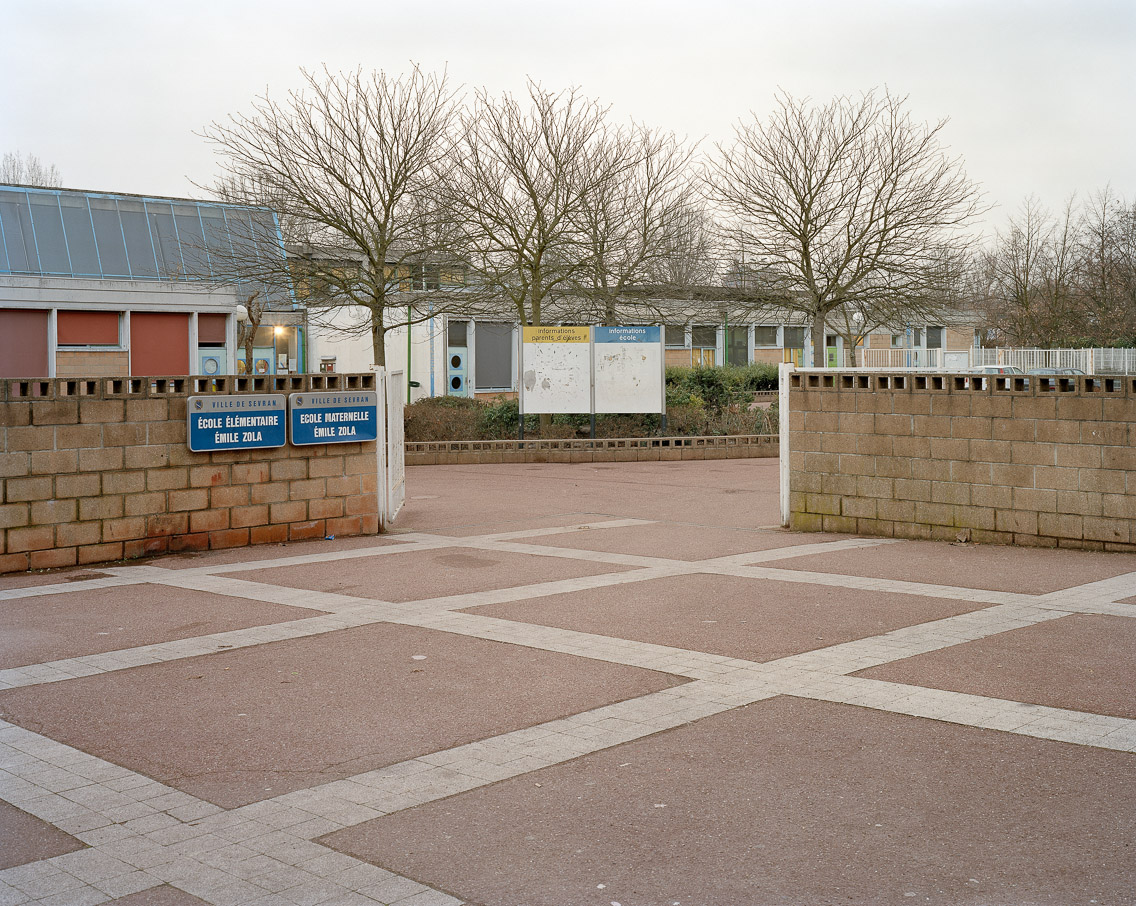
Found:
<box><xmin>2</xmin><ymin>516</ymin><xmax>1135</xmax><ymax>905</ymax></box>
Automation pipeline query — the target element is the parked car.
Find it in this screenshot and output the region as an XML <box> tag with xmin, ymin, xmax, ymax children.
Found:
<box><xmin>972</xmin><ymin>365</ymin><xmax>1025</xmax><ymax>374</ymax></box>
<box><xmin>1025</xmin><ymin>367</ymin><xmax>1086</xmax><ymax>375</ymax></box>
<box><xmin>1027</xmin><ymin>366</ymin><xmax>1087</xmax><ymax>390</ymax></box>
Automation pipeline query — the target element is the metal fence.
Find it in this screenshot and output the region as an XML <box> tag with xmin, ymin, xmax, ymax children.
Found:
<box><xmin>853</xmin><ymin>348</ymin><xmax>943</xmax><ymax>369</ymax></box>
<box><xmin>844</xmin><ymin>347</ymin><xmax>1136</xmax><ymax>374</ymax></box>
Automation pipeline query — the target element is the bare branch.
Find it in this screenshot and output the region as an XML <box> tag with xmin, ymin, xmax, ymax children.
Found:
<box><xmin>200</xmin><ymin>65</ymin><xmax>462</xmax><ymax>367</ymax></box>
<box><xmin>704</xmin><ymin>89</ymin><xmax>985</xmax><ymax>364</ymax></box>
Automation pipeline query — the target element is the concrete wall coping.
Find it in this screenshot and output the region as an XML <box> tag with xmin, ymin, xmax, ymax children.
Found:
<box><xmin>2</xmin><ymin>373</ymin><xmax>377</xmax><ymax>402</ymax></box>
<box><xmin>789</xmin><ymin>370</ymin><xmax>1135</xmax><ymax>397</ymax></box>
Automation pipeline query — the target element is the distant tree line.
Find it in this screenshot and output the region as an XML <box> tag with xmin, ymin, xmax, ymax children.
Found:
<box><xmin>974</xmin><ymin>191</ymin><xmax>1136</xmax><ymax>348</ymax></box>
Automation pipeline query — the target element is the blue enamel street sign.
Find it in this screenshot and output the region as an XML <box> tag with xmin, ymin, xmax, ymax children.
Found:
<box><xmin>594</xmin><ymin>325</ymin><xmax>661</xmax><ymax>344</ymax></box>
<box><xmin>186</xmin><ymin>395</ymin><xmax>287</xmax><ymax>452</ymax></box>
<box><xmin>289</xmin><ymin>391</ymin><xmax>379</xmax><ymax>445</ymax></box>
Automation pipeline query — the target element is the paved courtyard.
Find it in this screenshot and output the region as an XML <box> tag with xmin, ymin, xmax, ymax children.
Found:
<box><xmin>1</xmin><ymin>459</ymin><xmax>1135</xmax><ymax>905</ymax></box>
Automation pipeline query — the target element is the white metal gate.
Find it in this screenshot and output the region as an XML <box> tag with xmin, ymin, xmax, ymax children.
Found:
<box><xmin>385</xmin><ymin>369</ymin><xmax>406</xmax><ymax>524</ymax></box>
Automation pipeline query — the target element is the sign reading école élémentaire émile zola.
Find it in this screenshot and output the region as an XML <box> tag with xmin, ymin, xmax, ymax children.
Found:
<box><xmin>187</xmin><ymin>392</ymin><xmax>378</xmax><ymax>451</ymax></box>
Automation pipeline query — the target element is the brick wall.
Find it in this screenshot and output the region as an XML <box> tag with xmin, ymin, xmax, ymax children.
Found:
<box><xmin>787</xmin><ymin>371</ymin><xmax>1136</xmax><ymax>551</ymax></box>
<box><xmin>55</xmin><ymin>351</ymin><xmax>130</xmax><ymax>378</ymax></box>
<box><xmin>1</xmin><ymin>374</ymin><xmax>381</xmax><ymax>573</ymax></box>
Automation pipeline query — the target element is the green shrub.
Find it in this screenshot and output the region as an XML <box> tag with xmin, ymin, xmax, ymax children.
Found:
<box><xmin>404</xmin><ymin>396</ymin><xmax>485</xmax><ymax>441</ymax></box>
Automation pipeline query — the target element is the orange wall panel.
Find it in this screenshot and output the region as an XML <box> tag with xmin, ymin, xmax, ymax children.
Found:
<box><xmin>0</xmin><ymin>309</ymin><xmax>50</xmax><ymax>377</ymax></box>
<box><xmin>130</xmin><ymin>313</ymin><xmax>189</xmax><ymax>376</ymax></box>
<box><xmin>58</xmin><ymin>310</ymin><xmax>120</xmax><ymax>345</ymax></box>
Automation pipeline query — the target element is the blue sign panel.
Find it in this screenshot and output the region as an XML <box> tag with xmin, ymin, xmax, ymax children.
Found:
<box><xmin>187</xmin><ymin>395</ymin><xmax>287</xmax><ymax>452</ymax></box>
<box><xmin>289</xmin><ymin>391</ymin><xmax>379</xmax><ymax>445</ymax></box>
<box><xmin>594</xmin><ymin>325</ymin><xmax>661</xmax><ymax>344</ymax></box>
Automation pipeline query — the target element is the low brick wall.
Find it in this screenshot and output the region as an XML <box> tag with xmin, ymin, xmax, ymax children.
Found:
<box><xmin>407</xmin><ymin>434</ymin><xmax>778</xmax><ymax>465</ymax></box>
<box><xmin>1</xmin><ymin>374</ymin><xmax>380</xmax><ymax>574</ymax></box>
<box><xmin>787</xmin><ymin>371</ymin><xmax>1136</xmax><ymax>551</ymax></box>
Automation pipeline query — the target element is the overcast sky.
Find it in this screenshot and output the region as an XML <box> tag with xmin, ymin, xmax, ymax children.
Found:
<box><xmin>3</xmin><ymin>0</ymin><xmax>1133</xmax><ymax>237</ymax></box>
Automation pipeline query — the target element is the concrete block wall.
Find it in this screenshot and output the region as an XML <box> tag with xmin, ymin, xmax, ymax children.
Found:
<box><xmin>787</xmin><ymin>371</ymin><xmax>1136</xmax><ymax>551</ymax></box>
<box><xmin>1</xmin><ymin>374</ymin><xmax>380</xmax><ymax>573</ymax></box>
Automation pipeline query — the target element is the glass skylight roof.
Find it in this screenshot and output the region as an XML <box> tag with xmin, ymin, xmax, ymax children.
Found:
<box><xmin>0</xmin><ymin>185</ymin><xmax>290</xmax><ymax>303</ymax></box>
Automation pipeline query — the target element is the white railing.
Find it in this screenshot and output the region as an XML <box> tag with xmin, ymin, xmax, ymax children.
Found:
<box><xmin>837</xmin><ymin>347</ymin><xmax>1136</xmax><ymax>374</ymax></box>
<box><xmin>851</xmin><ymin>347</ymin><xmax>943</xmax><ymax>369</ymax></box>
<box><xmin>971</xmin><ymin>348</ymin><xmax>1095</xmax><ymax>372</ymax></box>
<box><xmin>1092</xmin><ymin>347</ymin><xmax>1136</xmax><ymax>374</ymax></box>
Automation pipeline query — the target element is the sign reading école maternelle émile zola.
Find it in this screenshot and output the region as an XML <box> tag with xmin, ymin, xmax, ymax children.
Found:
<box><xmin>186</xmin><ymin>395</ymin><xmax>287</xmax><ymax>452</ymax></box>
<box><xmin>289</xmin><ymin>391</ymin><xmax>379</xmax><ymax>445</ymax></box>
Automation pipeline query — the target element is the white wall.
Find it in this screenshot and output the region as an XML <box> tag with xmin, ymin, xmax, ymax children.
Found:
<box><xmin>306</xmin><ymin>305</ymin><xmax>447</xmax><ymax>402</ymax></box>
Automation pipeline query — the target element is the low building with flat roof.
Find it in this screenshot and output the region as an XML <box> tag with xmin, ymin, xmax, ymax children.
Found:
<box><xmin>0</xmin><ymin>183</ymin><xmax>294</xmax><ymax>378</ymax></box>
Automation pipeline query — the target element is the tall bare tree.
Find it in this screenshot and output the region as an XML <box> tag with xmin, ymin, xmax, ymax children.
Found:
<box><xmin>704</xmin><ymin>89</ymin><xmax>984</xmax><ymax>366</ymax></box>
<box><xmin>202</xmin><ymin>65</ymin><xmax>459</xmax><ymax>367</ymax></box>
<box><xmin>1</xmin><ymin>151</ymin><xmax>62</xmax><ymax>187</ymax></box>
<box><xmin>445</xmin><ymin>81</ymin><xmax>630</xmax><ymax>327</ymax></box>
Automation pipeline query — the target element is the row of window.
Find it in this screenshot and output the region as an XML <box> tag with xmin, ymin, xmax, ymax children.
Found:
<box><xmin>445</xmin><ymin>320</ymin><xmax>951</xmax><ymax>392</ymax></box>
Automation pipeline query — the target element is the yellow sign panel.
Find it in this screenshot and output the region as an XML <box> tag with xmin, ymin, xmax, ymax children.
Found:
<box><xmin>523</xmin><ymin>326</ymin><xmax>589</xmax><ymax>343</ymax></box>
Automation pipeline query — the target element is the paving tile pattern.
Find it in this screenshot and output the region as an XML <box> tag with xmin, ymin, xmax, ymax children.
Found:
<box><xmin>1</xmin><ymin>461</ymin><xmax>1134</xmax><ymax>904</ymax></box>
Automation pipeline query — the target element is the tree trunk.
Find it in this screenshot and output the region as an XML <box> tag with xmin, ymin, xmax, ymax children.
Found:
<box><xmin>239</xmin><ymin>313</ymin><xmax>260</xmax><ymax>375</ymax></box>
<box><xmin>604</xmin><ymin>296</ymin><xmax>617</xmax><ymax>326</ymax></box>
<box><xmin>371</xmin><ymin>310</ymin><xmax>386</xmax><ymax>368</ymax></box>
<box><xmin>811</xmin><ymin>310</ymin><xmax>827</xmax><ymax>368</ymax></box>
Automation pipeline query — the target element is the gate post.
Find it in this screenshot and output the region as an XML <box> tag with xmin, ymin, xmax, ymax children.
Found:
<box><xmin>779</xmin><ymin>362</ymin><xmax>794</xmax><ymax>527</ymax></box>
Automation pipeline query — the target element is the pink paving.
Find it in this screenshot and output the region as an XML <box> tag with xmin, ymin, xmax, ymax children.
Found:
<box><xmin>0</xmin><ymin>460</ymin><xmax>1133</xmax><ymax>905</ymax></box>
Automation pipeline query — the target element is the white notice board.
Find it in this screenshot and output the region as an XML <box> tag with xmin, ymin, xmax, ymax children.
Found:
<box><xmin>594</xmin><ymin>326</ymin><xmax>664</xmax><ymax>413</ymax></box>
<box><xmin>521</xmin><ymin>326</ymin><xmax>591</xmax><ymax>414</ymax></box>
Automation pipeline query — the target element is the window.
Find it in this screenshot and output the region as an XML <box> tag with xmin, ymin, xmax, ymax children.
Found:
<box><xmin>117</xmin><ymin>200</ymin><xmax>159</xmax><ymax>278</ymax></box>
<box><xmin>727</xmin><ymin>326</ymin><xmax>748</xmax><ymax>366</ymax></box>
<box><xmin>913</xmin><ymin>328</ymin><xmax>923</xmax><ymax>347</ymax></box>
<box><xmin>28</xmin><ymin>194</ymin><xmax>69</xmax><ymax>274</ymax></box>
<box><xmin>927</xmin><ymin>326</ymin><xmax>944</xmax><ymax>348</ymax></box>
<box><xmin>783</xmin><ymin>327</ymin><xmax>805</xmax><ymax>348</ymax></box>
<box><xmin>448</xmin><ymin>319</ymin><xmax>468</xmax><ymax>347</ymax></box>
<box><xmin>691</xmin><ymin>326</ymin><xmax>716</xmax><ymax>367</ymax></box>
<box><xmin>198</xmin><ymin>313</ymin><xmax>227</xmax><ymax>345</ymax></box>
<box><xmin>754</xmin><ymin>326</ymin><xmax>778</xmax><ymax>347</ymax></box>
<box><xmin>891</xmin><ymin>334</ymin><xmax>903</xmax><ymax>347</ymax></box>
<box><xmin>691</xmin><ymin>326</ymin><xmax>716</xmax><ymax>347</ymax></box>
<box><xmin>664</xmin><ymin>326</ymin><xmax>686</xmax><ymax>347</ymax></box>
<box><xmin>440</xmin><ymin>266</ymin><xmax>466</xmax><ymax>287</ymax></box>
<box><xmin>59</xmin><ymin>194</ymin><xmax>100</xmax><ymax>276</ymax></box>
<box><xmin>474</xmin><ymin>323</ymin><xmax>513</xmax><ymax>390</ymax></box>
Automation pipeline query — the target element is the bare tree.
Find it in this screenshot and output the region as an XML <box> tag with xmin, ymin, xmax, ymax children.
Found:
<box><xmin>647</xmin><ymin>201</ymin><xmax>722</xmax><ymax>292</ymax></box>
<box><xmin>977</xmin><ymin>197</ymin><xmax>1081</xmax><ymax>347</ymax></box>
<box><xmin>704</xmin><ymin>90</ymin><xmax>984</xmax><ymax>366</ymax></box>
<box><xmin>445</xmin><ymin>81</ymin><xmax>630</xmax><ymax>327</ymax></box>
<box><xmin>572</xmin><ymin>127</ymin><xmax>699</xmax><ymax>324</ymax></box>
<box><xmin>1078</xmin><ymin>188</ymin><xmax>1136</xmax><ymax>346</ymax></box>
<box><xmin>202</xmin><ymin>65</ymin><xmax>460</xmax><ymax>367</ymax></box>
<box><xmin>1</xmin><ymin>151</ymin><xmax>62</xmax><ymax>187</ymax></box>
